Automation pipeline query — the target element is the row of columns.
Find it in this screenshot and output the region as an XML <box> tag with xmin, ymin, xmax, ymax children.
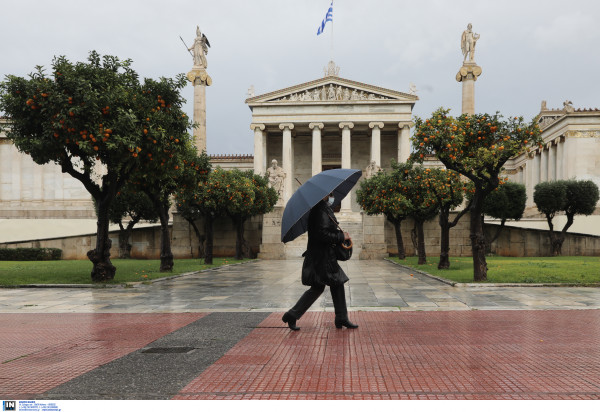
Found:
<box><xmin>251</xmin><ymin>122</ymin><xmax>412</xmax><ymax>208</ymax></box>
<box><xmin>523</xmin><ymin>137</ymin><xmax>566</xmax><ymax>206</ymax></box>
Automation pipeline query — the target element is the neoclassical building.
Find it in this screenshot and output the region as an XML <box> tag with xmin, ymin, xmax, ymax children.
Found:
<box><xmin>245</xmin><ymin>62</ymin><xmax>418</xmax><ymax>258</ymax></box>
<box><xmin>505</xmin><ymin>101</ymin><xmax>600</xmax><ymax>213</ymax></box>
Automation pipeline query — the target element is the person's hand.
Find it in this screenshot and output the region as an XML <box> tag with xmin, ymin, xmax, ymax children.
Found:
<box><xmin>343</xmin><ymin>232</ymin><xmax>351</xmax><ymax>241</ymax></box>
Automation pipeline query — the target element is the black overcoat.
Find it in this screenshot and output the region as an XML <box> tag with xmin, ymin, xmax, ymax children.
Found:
<box><xmin>301</xmin><ymin>200</ymin><xmax>349</xmax><ymax>287</ymax></box>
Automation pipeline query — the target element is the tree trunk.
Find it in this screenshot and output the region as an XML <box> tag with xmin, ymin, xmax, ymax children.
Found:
<box><xmin>410</xmin><ymin>221</ymin><xmax>418</xmax><ymax>255</ymax></box>
<box><xmin>389</xmin><ymin>217</ymin><xmax>405</xmax><ymax>259</ymax></box>
<box><xmin>544</xmin><ymin>213</ymin><xmax>563</xmax><ymax>256</ymax></box>
<box><xmin>156</xmin><ymin>200</ymin><xmax>173</xmax><ymax>272</ymax></box>
<box><xmin>88</xmin><ymin>197</ymin><xmax>116</xmax><ymax>281</ymax></box>
<box><xmin>118</xmin><ymin>218</ymin><xmax>139</xmax><ymax>259</ymax></box>
<box><xmin>416</xmin><ymin>219</ymin><xmax>427</xmax><ymax>265</ymax></box>
<box><xmin>187</xmin><ymin>218</ymin><xmax>205</xmax><ymax>258</ymax></box>
<box><xmin>554</xmin><ymin>213</ymin><xmax>575</xmax><ymax>256</ymax></box>
<box><xmin>204</xmin><ymin>215</ymin><xmax>214</xmax><ymax>265</ymax></box>
<box><xmin>439</xmin><ymin>219</ymin><xmax>450</xmax><ymax>269</ymax></box>
<box><xmin>470</xmin><ymin>197</ymin><xmax>488</xmax><ymax>281</ymax></box>
<box><xmin>233</xmin><ymin>216</ymin><xmax>246</xmax><ymax>260</ymax></box>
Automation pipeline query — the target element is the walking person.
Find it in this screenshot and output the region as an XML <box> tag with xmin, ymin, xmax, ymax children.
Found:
<box><xmin>282</xmin><ymin>193</ymin><xmax>358</xmax><ymax>331</ymax></box>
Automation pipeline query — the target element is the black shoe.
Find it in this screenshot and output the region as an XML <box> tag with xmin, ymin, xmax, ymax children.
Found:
<box><xmin>282</xmin><ymin>312</ymin><xmax>300</xmax><ymax>331</ymax></box>
<box><xmin>335</xmin><ymin>318</ymin><xmax>358</xmax><ymax>329</ymax></box>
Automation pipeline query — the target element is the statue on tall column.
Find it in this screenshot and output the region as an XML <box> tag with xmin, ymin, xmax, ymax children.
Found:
<box><xmin>461</xmin><ymin>23</ymin><xmax>480</xmax><ymax>63</ymax></box>
<box><xmin>189</xmin><ymin>26</ymin><xmax>210</xmax><ymax>68</ymax></box>
<box><xmin>266</xmin><ymin>159</ymin><xmax>286</xmax><ymax>205</ymax></box>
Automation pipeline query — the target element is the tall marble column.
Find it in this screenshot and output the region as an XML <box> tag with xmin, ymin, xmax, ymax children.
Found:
<box><xmin>251</xmin><ymin>123</ymin><xmax>265</xmax><ymax>175</ymax></box>
<box><xmin>456</xmin><ymin>64</ymin><xmax>482</xmax><ymax>115</ymax></box>
<box><xmin>339</xmin><ymin>122</ymin><xmax>354</xmax><ymax>212</ymax></box>
<box><xmin>309</xmin><ymin>123</ymin><xmax>324</xmax><ymax>176</ymax></box>
<box><xmin>397</xmin><ymin>123</ymin><xmax>411</xmax><ymax>163</ymax></box>
<box><xmin>187</xmin><ymin>68</ymin><xmax>212</xmax><ymax>153</ymax></box>
<box><xmin>280</xmin><ymin>123</ymin><xmax>294</xmax><ymax>204</ymax></box>
<box><xmin>369</xmin><ymin>122</ymin><xmax>383</xmax><ymax>167</ymax></box>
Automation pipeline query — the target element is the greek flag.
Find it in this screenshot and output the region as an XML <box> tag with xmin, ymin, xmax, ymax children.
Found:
<box><xmin>317</xmin><ymin>2</ymin><xmax>333</xmax><ymax>35</ymax></box>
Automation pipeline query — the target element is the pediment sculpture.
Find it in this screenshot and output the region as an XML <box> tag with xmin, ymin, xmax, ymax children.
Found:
<box><xmin>270</xmin><ymin>84</ymin><xmax>391</xmax><ymax>102</ymax></box>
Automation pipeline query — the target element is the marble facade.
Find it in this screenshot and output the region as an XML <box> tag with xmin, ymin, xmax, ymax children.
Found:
<box><xmin>245</xmin><ymin>62</ymin><xmax>418</xmax><ymax>259</ymax></box>
<box><xmin>503</xmin><ymin>102</ymin><xmax>600</xmax><ymax>214</ymax></box>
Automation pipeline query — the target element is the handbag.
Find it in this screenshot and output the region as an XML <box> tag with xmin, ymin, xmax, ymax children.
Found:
<box><xmin>326</xmin><ymin>212</ymin><xmax>353</xmax><ymax>261</ymax></box>
<box><xmin>334</xmin><ymin>238</ymin><xmax>353</xmax><ymax>261</ymax></box>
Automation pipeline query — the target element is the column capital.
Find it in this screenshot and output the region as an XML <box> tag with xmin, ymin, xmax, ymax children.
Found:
<box><xmin>369</xmin><ymin>122</ymin><xmax>384</xmax><ymax>129</ymax></box>
<box><xmin>279</xmin><ymin>123</ymin><xmax>294</xmax><ymax>130</ymax></box>
<box><xmin>250</xmin><ymin>123</ymin><xmax>265</xmax><ymax>131</ymax></box>
<box><xmin>398</xmin><ymin>122</ymin><xmax>414</xmax><ymax>129</ymax></box>
<box><xmin>339</xmin><ymin>122</ymin><xmax>354</xmax><ymax>130</ymax></box>
<box><xmin>309</xmin><ymin>122</ymin><xmax>324</xmax><ymax>130</ymax></box>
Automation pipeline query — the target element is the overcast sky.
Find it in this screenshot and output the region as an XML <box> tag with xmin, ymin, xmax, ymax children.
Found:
<box><xmin>2</xmin><ymin>0</ymin><xmax>599</xmax><ymax>155</ymax></box>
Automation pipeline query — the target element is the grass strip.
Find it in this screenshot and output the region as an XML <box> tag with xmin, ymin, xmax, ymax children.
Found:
<box><xmin>388</xmin><ymin>256</ymin><xmax>600</xmax><ymax>284</ymax></box>
<box><xmin>0</xmin><ymin>258</ymin><xmax>249</xmax><ymax>286</ymax></box>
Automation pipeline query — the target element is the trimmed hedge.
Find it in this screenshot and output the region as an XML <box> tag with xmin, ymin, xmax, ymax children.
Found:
<box><xmin>0</xmin><ymin>248</ymin><xmax>62</xmax><ymax>261</ymax></box>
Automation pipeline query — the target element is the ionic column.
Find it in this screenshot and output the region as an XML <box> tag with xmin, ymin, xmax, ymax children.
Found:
<box><xmin>250</xmin><ymin>123</ymin><xmax>266</xmax><ymax>175</ymax></box>
<box><xmin>525</xmin><ymin>154</ymin><xmax>535</xmax><ymax>208</ymax></box>
<box><xmin>548</xmin><ymin>142</ymin><xmax>556</xmax><ymax>181</ymax></box>
<box><xmin>309</xmin><ymin>123</ymin><xmax>324</xmax><ymax>176</ymax></box>
<box><xmin>540</xmin><ymin>146</ymin><xmax>548</xmax><ymax>182</ymax></box>
<box><xmin>397</xmin><ymin>122</ymin><xmax>411</xmax><ymax>163</ymax></box>
<box><xmin>280</xmin><ymin>123</ymin><xmax>294</xmax><ymax>205</ymax></box>
<box><xmin>557</xmin><ymin>136</ymin><xmax>565</xmax><ymax>180</ymax></box>
<box><xmin>369</xmin><ymin>122</ymin><xmax>383</xmax><ymax>167</ymax></box>
<box><xmin>339</xmin><ymin>122</ymin><xmax>354</xmax><ymax>212</ymax></box>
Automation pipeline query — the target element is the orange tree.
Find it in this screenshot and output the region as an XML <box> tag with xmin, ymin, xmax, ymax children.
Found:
<box><xmin>226</xmin><ymin>169</ymin><xmax>277</xmax><ymax>260</ymax></box>
<box><xmin>356</xmin><ymin>167</ymin><xmax>413</xmax><ymax>259</ymax></box>
<box><xmin>107</xmin><ymin>185</ymin><xmax>158</xmax><ymax>259</ymax></box>
<box><xmin>421</xmin><ymin>167</ymin><xmax>469</xmax><ymax>269</ymax></box>
<box><xmin>176</xmin><ymin>167</ymin><xmax>246</xmax><ymax>265</ymax></box>
<box><xmin>395</xmin><ymin>163</ymin><xmax>440</xmax><ymax>264</ymax></box>
<box><xmin>0</xmin><ymin>52</ymin><xmax>195</xmax><ymax>281</ymax></box>
<box><xmin>133</xmin><ymin>146</ymin><xmax>211</xmax><ymax>272</ymax></box>
<box><xmin>411</xmin><ymin>108</ymin><xmax>542</xmax><ymax>281</ymax></box>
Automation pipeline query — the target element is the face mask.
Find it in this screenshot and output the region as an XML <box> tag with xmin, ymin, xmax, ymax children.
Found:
<box><xmin>327</xmin><ymin>196</ymin><xmax>335</xmax><ymax>206</ymax></box>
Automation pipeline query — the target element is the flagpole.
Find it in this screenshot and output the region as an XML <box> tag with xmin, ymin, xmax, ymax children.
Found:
<box><xmin>330</xmin><ymin>0</ymin><xmax>334</xmax><ymax>61</ymax></box>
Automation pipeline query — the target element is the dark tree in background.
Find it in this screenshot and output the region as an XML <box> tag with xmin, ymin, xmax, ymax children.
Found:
<box><xmin>534</xmin><ymin>180</ymin><xmax>599</xmax><ymax>255</ymax></box>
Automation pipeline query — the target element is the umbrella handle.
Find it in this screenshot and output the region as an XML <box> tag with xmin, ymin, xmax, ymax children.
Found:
<box><xmin>341</xmin><ymin>239</ymin><xmax>353</xmax><ymax>250</ymax></box>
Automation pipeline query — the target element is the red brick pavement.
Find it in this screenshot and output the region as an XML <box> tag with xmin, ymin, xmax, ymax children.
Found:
<box><xmin>0</xmin><ymin>313</ymin><xmax>206</xmax><ymax>398</ymax></box>
<box><xmin>175</xmin><ymin>310</ymin><xmax>600</xmax><ymax>400</ymax></box>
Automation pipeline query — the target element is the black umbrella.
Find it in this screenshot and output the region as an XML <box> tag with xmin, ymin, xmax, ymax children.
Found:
<box><xmin>281</xmin><ymin>168</ymin><xmax>362</xmax><ymax>243</ymax></box>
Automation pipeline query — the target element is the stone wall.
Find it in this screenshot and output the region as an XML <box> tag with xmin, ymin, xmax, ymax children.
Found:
<box><xmin>384</xmin><ymin>212</ymin><xmax>473</xmax><ymax>257</ymax></box>
<box><xmin>487</xmin><ymin>224</ymin><xmax>600</xmax><ymax>257</ymax></box>
<box><xmin>383</xmin><ymin>211</ymin><xmax>600</xmax><ymax>258</ymax></box>
<box><xmin>1</xmin><ymin>214</ymin><xmax>264</xmax><ymax>260</ymax></box>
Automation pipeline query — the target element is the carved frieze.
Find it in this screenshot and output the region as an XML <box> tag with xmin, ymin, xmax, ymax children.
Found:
<box><xmin>268</xmin><ymin>84</ymin><xmax>391</xmax><ymax>102</ymax></box>
<box><xmin>565</xmin><ymin>130</ymin><xmax>600</xmax><ymax>138</ymax></box>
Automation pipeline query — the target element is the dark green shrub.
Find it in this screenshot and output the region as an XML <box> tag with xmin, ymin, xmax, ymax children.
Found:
<box><xmin>0</xmin><ymin>248</ymin><xmax>62</xmax><ymax>261</ymax></box>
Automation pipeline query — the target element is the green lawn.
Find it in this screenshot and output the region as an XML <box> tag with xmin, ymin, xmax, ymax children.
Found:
<box><xmin>389</xmin><ymin>256</ymin><xmax>600</xmax><ymax>285</ymax></box>
<box><xmin>0</xmin><ymin>258</ymin><xmax>248</xmax><ymax>286</ymax></box>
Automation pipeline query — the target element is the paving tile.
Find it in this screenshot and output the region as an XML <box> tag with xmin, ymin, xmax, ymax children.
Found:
<box><xmin>173</xmin><ymin>310</ymin><xmax>600</xmax><ymax>400</ymax></box>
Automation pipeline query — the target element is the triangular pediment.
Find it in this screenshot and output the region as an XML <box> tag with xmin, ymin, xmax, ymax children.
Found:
<box><xmin>246</xmin><ymin>76</ymin><xmax>418</xmax><ymax>105</ymax></box>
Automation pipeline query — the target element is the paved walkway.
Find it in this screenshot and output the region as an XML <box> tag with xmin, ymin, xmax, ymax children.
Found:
<box><xmin>1</xmin><ymin>260</ymin><xmax>599</xmax><ymax>313</ymax></box>
<box><xmin>1</xmin><ymin>260</ymin><xmax>599</xmax><ymax>400</ymax></box>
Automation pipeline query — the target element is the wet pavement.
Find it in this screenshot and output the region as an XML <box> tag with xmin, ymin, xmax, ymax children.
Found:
<box><xmin>1</xmin><ymin>259</ymin><xmax>599</xmax><ymax>400</ymax></box>
<box><xmin>1</xmin><ymin>259</ymin><xmax>599</xmax><ymax>313</ymax></box>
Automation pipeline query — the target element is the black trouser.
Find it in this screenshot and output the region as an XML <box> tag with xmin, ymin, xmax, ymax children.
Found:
<box><xmin>287</xmin><ymin>283</ymin><xmax>348</xmax><ymax>321</ymax></box>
